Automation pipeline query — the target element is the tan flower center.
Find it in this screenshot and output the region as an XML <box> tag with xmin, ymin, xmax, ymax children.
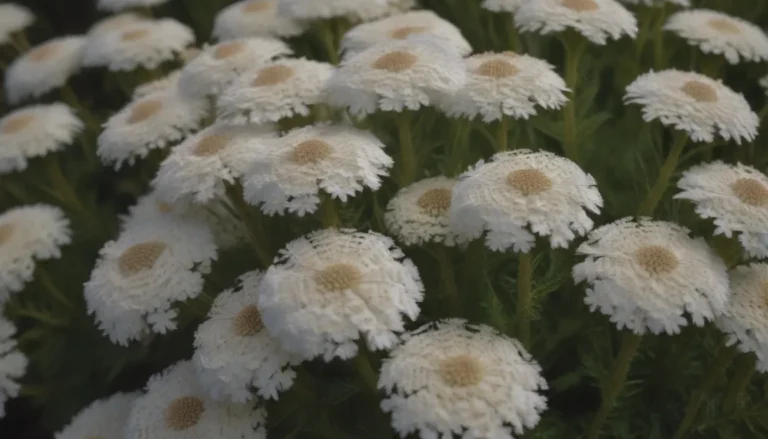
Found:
<box><xmin>371</xmin><ymin>51</ymin><xmax>419</xmax><ymax>73</ymax></box>
<box><xmin>562</xmin><ymin>0</ymin><xmax>599</xmax><ymax>12</ymax></box>
<box><xmin>1</xmin><ymin>113</ymin><xmax>35</xmax><ymax>134</ymax></box>
<box><xmin>0</xmin><ymin>224</ymin><xmax>14</xmax><ymax>247</ymax></box>
<box><xmin>315</xmin><ymin>263</ymin><xmax>363</xmax><ymax>292</ymax></box>
<box><xmin>252</xmin><ymin>64</ymin><xmax>294</xmax><ymax>87</ymax></box>
<box><xmin>438</xmin><ymin>354</ymin><xmax>483</xmax><ymax>388</ymax></box>
<box><xmin>475</xmin><ymin>59</ymin><xmax>519</xmax><ymax>78</ymax></box>
<box><xmin>731</xmin><ymin>178</ymin><xmax>768</xmax><ymax>207</ymax></box>
<box><xmin>118</xmin><ymin>241</ymin><xmax>167</xmax><ymax>276</ymax></box>
<box><xmin>290</xmin><ymin>139</ymin><xmax>333</xmax><ymax>165</ymax></box>
<box><xmin>390</xmin><ymin>26</ymin><xmax>429</xmax><ymax>40</ymax></box>
<box><xmin>681</xmin><ymin>80</ymin><xmax>718</xmax><ymax>103</ymax></box>
<box><xmin>761</xmin><ymin>283</ymin><xmax>768</xmax><ymax>310</ymax></box>
<box><xmin>707</xmin><ymin>18</ymin><xmax>741</xmax><ymax>34</ymax></box>
<box><xmin>27</xmin><ymin>43</ymin><xmax>61</xmax><ymax>62</ymax></box>
<box><xmin>213</xmin><ymin>41</ymin><xmax>246</xmax><ymax>60</ymax></box>
<box><xmin>243</xmin><ymin>0</ymin><xmax>271</xmax><ymax>13</ymax></box>
<box><xmin>121</xmin><ymin>29</ymin><xmax>150</xmax><ymax>42</ymax></box>
<box><xmin>193</xmin><ymin>134</ymin><xmax>231</xmax><ymax>157</ymax></box>
<box><xmin>163</xmin><ymin>396</ymin><xmax>205</xmax><ymax>431</ymax></box>
<box><xmin>156</xmin><ymin>202</ymin><xmax>173</xmax><ymax>214</ymax></box>
<box><xmin>417</xmin><ymin>188</ymin><xmax>452</xmax><ymax>217</ymax></box>
<box><xmin>507</xmin><ymin>168</ymin><xmax>553</xmax><ymax>196</ymax></box>
<box><xmin>128</xmin><ymin>98</ymin><xmax>164</xmax><ymax>124</ymax></box>
<box><xmin>635</xmin><ymin>245</ymin><xmax>679</xmax><ymax>275</ymax></box>
<box><xmin>233</xmin><ymin>305</ymin><xmax>264</xmax><ymax>336</ymax></box>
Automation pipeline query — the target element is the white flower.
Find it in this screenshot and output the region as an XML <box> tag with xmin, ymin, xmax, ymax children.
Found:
<box><xmin>0</xmin><ymin>3</ymin><xmax>34</xmax><ymax>45</ymax></box>
<box><xmin>618</xmin><ymin>0</ymin><xmax>689</xmax><ymax>6</ymax></box>
<box><xmin>341</xmin><ymin>10</ymin><xmax>472</xmax><ymax>59</ymax></box>
<box><xmin>4</xmin><ymin>36</ymin><xmax>87</xmax><ymax>105</ymax></box>
<box><xmin>573</xmin><ymin>217</ymin><xmax>730</xmax><ymax>335</ymax></box>
<box><xmin>97</xmin><ymin>0</ymin><xmax>170</xmax><ymax>12</ymax></box>
<box><xmin>481</xmin><ymin>0</ymin><xmax>523</xmax><ymax>13</ymax></box>
<box><xmin>87</xmin><ymin>12</ymin><xmax>144</xmax><ymax>36</ymax></box>
<box><xmin>0</xmin><ymin>205</ymin><xmax>71</xmax><ymax>304</ymax></box>
<box><xmin>385</xmin><ymin>176</ymin><xmax>458</xmax><ymax>246</ymax></box>
<box><xmin>0</xmin><ymin>103</ymin><xmax>83</xmax><ymax>174</ymax></box>
<box><xmin>178</xmin><ymin>38</ymin><xmax>292</xmax><ymax>100</ymax></box>
<box><xmin>83</xmin><ymin>18</ymin><xmax>194</xmax><ymax>71</ymax></box>
<box><xmin>716</xmin><ymin>264</ymin><xmax>768</xmax><ymax>372</ymax></box>
<box><xmin>664</xmin><ymin>9</ymin><xmax>768</xmax><ymax>64</ymax></box>
<box><xmin>0</xmin><ymin>316</ymin><xmax>28</xmax><ymax>419</ymax></box>
<box><xmin>625</xmin><ymin>69</ymin><xmax>758</xmax><ymax>144</ymax></box>
<box><xmin>125</xmin><ymin>360</ymin><xmax>266</xmax><ymax>439</ymax></box>
<box><xmin>242</xmin><ymin>123</ymin><xmax>392</xmax><ymax>216</ymax></box>
<box><xmin>326</xmin><ymin>37</ymin><xmax>466</xmax><ymax>116</ymax></box>
<box><xmin>675</xmin><ymin>161</ymin><xmax>768</xmax><ymax>259</ymax></box>
<box><xmin>132</xmin><ymin>69</ymin><xmax>181</xmax><ymax>99</ymax></box>
<box><xmin>212</xmin><ymin>0</ymin><xmax>305</xmax><ymax>40</ymax></box>
<box><xmin>379</xmin><ymin>319</ymin><xmax>548</xmax><ymax>439</ymax></box>
<box><xmin>258</xmin><ymin>228</ymin><xmax>423</xmax><ymax>361</ymax></box>
<box><xmin>216</xmin><ymin>58</ymin><xmax>334</xmax><ymax>125</ymax></box>
<box><xmin>450</xmin><ymin>150</ymin><xmax>602</xmax><ymax>253</ymax></box>
<box><xmin>193</xmin><ymin>271</ymin><xmax>301</xmax><ymax>402</ymax></box>
<box><xmin>153</xmin><ymin>122</ymin><xmax>276</xmax><ymax>205</ymax></box>
<box><xmin>84</xmin><ymin>218</ymin><xmax>217</xmax><ymax>345</ymax></box>
<box><xmin>514</xmin><ymin>0</ymin><xmax>638</xmax><ymax>45</ymax></box>
<box><xmin>97</xmin><ymin>89</ymin><xmax>208</xmax><ymax>169</ymax></box>
<box><xmin>439</xmin><ymin>51</ymin><xmax>569</xmax><ymax>122</ymax></box>
<box><xmin>278</xmin><ymin>0</ymin><xmax>415</xmax><ymax>22</ymax></box>
<box><xmin>54</xmin><ymin>392</ymin><xmax>141</xmax><ymax>439</ymax></box>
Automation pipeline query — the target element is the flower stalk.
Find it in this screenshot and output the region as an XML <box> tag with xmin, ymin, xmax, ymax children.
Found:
<box><xmin>560</xmin><ymin>35</ymin><xmax>588</xmax><ymax>162</ymax></box>
<box><xmin>637</xmin><ymin>131</ymin><xmax>688</xmax><ymax>217</ymax></box>
<box><xmin>516</xmin><ymin>251</ymin><xmax>533</xmax><ymax>348</ymax></box>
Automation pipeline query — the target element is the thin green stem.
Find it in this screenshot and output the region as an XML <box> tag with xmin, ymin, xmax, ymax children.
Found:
<box><xmin>722</xmin><ymin>353</ymin><xmax>757</xmax><ymax>413</ymax></box>
<box><xmin>634</xmin><ymin>6</ymin><xmax>653</xmax><ymax>64</ymax></box>
<box><xmin>509</xmin><ymin>17</ymin><xmax>522</xmax><ymax>52</ymax></box>
<box><xmin>35</xmin><ymin>265</ymin><xmax>74</xmax><ymax>309</ymax></box>
<box><xmin>433</xmin><ymin>245</ymin><xmax>461</xmax><ymax>316</ymax></box>
<box><xmin>710</xmin><ymin>235</ymin><xmax>743</xmax><ymax>268</ymax></box>
<box><xmin>653</xmin><ymin>4</ymin><xmax>669</xmax><ymax>69</ymax></box>
<box><xmin>320</xmin><ymin>21</ymin><xmax>340</xmax><ymax>65</ymax></box>
<box><xmin>43</xmin><ymin>155</ymin><xmax>85</xmax><ymax>214</ymax></box>
<box><xmin>588</xmin><ymin>332</ymin><xmax>643</xmax><ymax>439</ymax></box>
<box><xmin>12</xmin><ymin>31</ymin><xmax>31</xmax><ymax>52</ymax></box>
<box><xmin>319</xmin><ymin>194</ymin><xmax>339</xmax><ymax>228</ymax></box>
<box><xmin>561</xmin><ymin>36</ymin><xmax>587</xmax><ymax>162</ymax></box>
<box><xmin>496</xmin><ymin>115</ymin><xmax>509</xmax><ymax>152</ymax></box>
<box><xmin>395</xmin><ymin>111</ymin><xmax>417</xmax><ymax>186</ymax></box>
<box><xmin>674</xmin><ymin>342</ymin><xmax>737</xmax><ymax>439</ymax></box>
<box><xmin>224</xmin><ymin>182</ymin><xmax>273</xmax><ymax>268</ymax></box>
<box><xmin>516</xmin><ymin>251</ymin><xmax>533</xmax><ymax>348</ymax></box>
<box><xmin>637</xmin><ymin>131</ymin><xmax>687</xmax><ymax>217</ymax></box>
<box><xmin>354</xmin><ymin>344</ymin><xmax>379</xmax><ymax>394</ymax></box>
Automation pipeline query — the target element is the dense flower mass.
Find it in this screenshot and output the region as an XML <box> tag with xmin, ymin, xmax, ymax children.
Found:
<box><xmin>277</xmin><ymin>0</ymin><xmax>414</xmax><ymax>22</ymax></box>
<box><xmin>0</xmin><ymin>316</ymin><xmax>27</xmax><ymax>419</ymax></box>
<box><xmin>54</xmin><ymin>392</ymin><xmax>140</xmax><ymax>439</ymax></box>
<box><xmin>213</xmin><ymin>0</ymin><xmax>306</xmax><ymax>40</ymax></box>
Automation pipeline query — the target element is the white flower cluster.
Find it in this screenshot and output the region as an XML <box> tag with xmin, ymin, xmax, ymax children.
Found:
<box><xmin>0</xmin><ymin>316</ymin><xmax>27</xmax><ymax>419</ymax></box>
<box><xmin>55</xmin><ymin>392</ymin><xmax>141</xmax><ymax>439</ymax></box>
<box><xmin>0</xmin><ymin>3</ymin><xmax>34</xmax><ymax>45</ymax></box>
<box><xmin>213</xmin><ymin>0</ymin><xmax>306</xmax><ymax>40</ymax></box>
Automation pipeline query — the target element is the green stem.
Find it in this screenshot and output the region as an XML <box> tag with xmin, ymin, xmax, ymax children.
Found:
<box><xmin>561</xmin><ymin>36</ymin><xmax>587</xmax><ymax>162</ymax></box>
<box><xmin>516</xmin><ymin>251</ymin><xmax>533</xmax><ymax>348</ymax></box>
<box><xmin>35</xmin><ymin>265</ymin><xmax>74</xmax><ymax>309</ymax></box>
<box><xmin>318</xmin><ymin>194</ymin><xmax>339</xmax><ymax>228</ymax></box>
<box><xmin>509</xmin><ymin>17</ymin><xmax>522</xmax><ymax>52</ymax></box>
<box><xmin>433</xmin><ymin>245</ymin><xmax>461</xmax><ymax>316</ymax></box>
<box><xmin>634</xmin><ymin>6</ymin><xmax>653</xmax><ymax>64</ymax></box>
<box><xmin>722</xmin><ymin>353</ymin><xmax>757</xmax><ymax>413</ymax></box>
<box><xmin>354</xmin><ymin>344</ymin><xmax>379</xmax><ymax>394</ymax></box>
<box><xmin>674</xmin><ymin>342</ymin><xmax>737</xmax><ymax>439</ymax></box>
<box><xmin>320</xmin><ymin>21</ymin><xmax>340</xmax><ymax>65</ymax></box>
<box><xmin>496</xmin><ymin>115</ymin><xmax>509</xmax><ymax>152</ymax></box>
<box><xmin>653</xmin><ymin>4</ymin><xmax>669</xmax><ymax>70</ymax></box>
<box><xmin>224</xmin><ymin>182</ymin><xmax>273</xmax><ymax>268</ymax></box>
<box><xmin>43</xmin><ymin>155</ymin><xmax>85</xmax><ymax>214</ymax></box>
<box><xmin>11</xmin><ymin>31</ymin><xmax>31</xmax><ymax>52</ymax></box>
<box><xmin>710</xmin><ymin>235</ymin><xmax>743</xmax><ymax>268</ymax></box>
<box><xmin>637</xmin><ymin>131</ymin><xmax>688</xmax><ymax>217</ymax></box>
<box><xmin>395</xmin><ymin>111</ymin><xmax>417</xmax><ymax>186</ymax></box>
<box><xmin>588</xmin><ymin>332</ymin><xmax>643</xmax><ymax>439</ymax></box>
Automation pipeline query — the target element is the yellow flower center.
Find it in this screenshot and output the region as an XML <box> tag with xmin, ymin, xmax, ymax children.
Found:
<box><xmin>213</xmin><ymin>41</ymin><xmax>246</xmax><ymax>60</ymax></box>
<box><xmin>681</xmin><ymin>80</ymin><xmax>718</xmax><ymax>103</ymax></box>
<box><xmin>1</xmin><ymin>113</ymin><xmax>35</xmax><ymax>134</ymax></box>
<box><xmin>475</xmin><ymin>59</ymin><xmax>519</xmax><ymax>78</ymax></box>
<box><xmin>27</xmin><ymin>43</ymin><xmax>61</xmax><ymax>62</ymax></box>
<box><xmin>416</xmin><ymin>188</ymin><xmax>452</xmax><ymax>217</ymax></box>
<box><xmin>121</xmin><ymin>29</ymin><xmax>150</xmax><ymax>42</ymax></box>
<box><xmin>562</xmin><ymin>0</ymin><xmax>599</xmax><ymax>12</ymax></box>
<box><xmin>506</xmin><ymin>168</ymin><xmax>553</xmax><ymax>196</ymax></box>
<box><xmin>438</xmin><ymin>354</ymin><xmax>484</xmax><ymax>388</ymax></box>
<box><xmin>163</xmin><ymin>396</ymin><xmax>205</xmax><ymax>431</ymax></box>
<box><xmin>390</xmin><ymin>26</ymin><xmax>428</xmax><ymax>40</ymax></box>
<box><xmin>371</xmin><ymin>51</ymin><xmax>419</xmax><ymax>73</ymax></box>
<box><xmin>118</xmin><ymin>241</ymin><xmax>167</xmax><ymax>276</ymax></box>
<box><xmin>243</xmin><ymin>0</ymin><xmax>271</xmax><ymax>13</ymax></box>
<box><xmin>0</xmin><ymin>224</ymin><xmax>14</xmax><ymax>247</ymax></box>
<box><xmin>252</xmin><ymin>64</ymin><xmax>295</xmax><ymax>87</ymax></box>
<box><xmin>290</xmin><ymin>139</ymin><xmax>333</xmax><ymax>165</ymax></box>
<box><xmin>128</xmin><ymin>98</ymin><xmax>164</xmax><ymax>124</ymax></box>
<box><xmin>635</xmin><ymin>245</ymin><xmax>679</xmax><ymax>275</ymax></box>
<box><xmin>193</xmin><ymin>134</ymin><xmax>232</xmax><ymax>157</ymax></box>
<box><xmin>233</xmin><ymin>305</ymin><xmax>264</xmax><ymax>336</ymax></box>
<box><xmin>730</xmin><ymin>178</ymin><xmax>768</xmax><ymax>207</ymax></box>
<box><xmin>707</xmin><ymin>18</ymin><xmax>742</xmax><ymax>34</ymax></box>
<box><xmin>315</xmin><ymin>263</ymin><xmax>363</xmax><ymax>292</ymax></box>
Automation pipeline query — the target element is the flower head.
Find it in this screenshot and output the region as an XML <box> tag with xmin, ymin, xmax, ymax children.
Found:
<box><xmin>0</xmin><ymin>103</ymin><xmax>83</xmax><ymax>174</ymax></box>
<box><xmin>97</xmin><ymin>0</ymin><xmax>170</xmax><ymax>12</ymax></box>
<box><xmin>125</xmin><ymin>360</ymin><xmax>266</xmax><ymax>439</ymax></box>
<box><xmin>193</xmin><ymin>271</ymin><xmax>301</xmax><ymax>402</ymax></box>
<box><xmin>242</xmin><ymin>123</ymin><xmax>392</xmax><ymax>216</ymax></box>
<box><xmin>54</xmin><ymin>392</ymin><xmax>141</xmax><ymax>439</ymax></box>
<box><xmin>716</xmin><ymin>264</ymin><xmax>768</xmax><ymax>372</ymax></box>
<box><xmin>0</xmin><ymin>316</ymin><xmax>28</xmax><ymax>419</ymax></box>
<box><xmin>217</xmin><ymin>58</ymin><xmax>334</xmax><ymax>125</ymax></box>
<box><xmin>83</xmin><ymin>18</ymin><xmax>194</xmax><ymax>71</ymax></box>
<box><xmin>0</xmin><ymin>4</ymin><xmax>34</xmax><ymax>45</ymax></box>
<box><xmin>573</xmin><ymin>218</ymin><xmax>730</xmax><ymax>335</ymax></box>
<box><xmin>213</xmin><ymin>0</ymin><xmax>305</xmax><ymax>40</ymax></box>
<box><xmin>84</xmin><ymin>218</ymin><xmax>218</xmax><ymax>345</ymax></box>
<box><xmin>440</xmin><ymin>51</ymin><xmax>569</xmax><ymax>122</ymax></box>
<box><xmin>481</xmin><ymin>0</ymin><xmax>523</xmax><ymax>13</ymax></box>
<box><xmin>178</xmin><ymin>38</ymin><xmax>292</xmax><ymax>100</ymax></box>
<box><xmin>380</xmin><ymin>319</ymin><xmax>547</xmax><ymax>439</ymax></box>
<box><xmin>675</xmin><ymin>161</ymin><xmax>768</xmax><ymax>259</ymax></box>
<box><xmin>625</xmin><ymin>69</ymin><xmax>758</xmax><ymax>144</ymax></box>
<box><xmin>132</xmin><ymin>69</ymin><xmax>181</xmax><ymax>99</ymax></box>
<box><xmin>0</xmin><ymin>205</ymin><xmax>71</xmax><ymax>304</ymax></box>
<box><xmin>98</xmin><ymin>89</ymin><xmax>208</xmax><ymax>169</ymax></box>
<box><xmin>326</xmin><ymin>37</ymin><xmax>466</xmax><ymax>116</ymax></box>
<box><xmin>4</xmin><ymin>36</ymin><xmax>86</xmax><ymax>104</ymax></box>
<box><xmin>87</xmin><ymin>12</ymin><xmax>144</xmax><ymax>36</ymax></box>
<box><xmin>153</xmin><ymin>122</ymin><xmax>276</xmax><ymax>205</ymax></box>
<box><xmin>665</xmin><ymin>9</ymin><xmax>768</xmax><ymax>64</ymax></box>
<box><xmin>450</xmin><ymin>150</ymin><xmax>602</xmax><ymax>253</ymax></box>
<box><xmin>278</xmin><ymin>0</ymin><xmax>415</xmax><ymax>22</ymax></box>
<box><xmin>385</xmin><ymin>176</ymin><xmax>459</xmax><ymax>246</ymax></box>
<box><xmin>618</xmin><ymin>0</ymin><xmax>689</xmax><ymax>6</ymax></box>
<box><xmin>341</xmin><ymin>10</ymin><xmax>472</xmax><ymax>59</ymax></box>
<box><xmin>258</xmin><ymin>228</ymin><xmax>423</xmax><ymax>361</ymax></box>
<box><xmin>514</xmin><ymin>0</ymin><xmax>638</xmax><ymax>45</ymax></box>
